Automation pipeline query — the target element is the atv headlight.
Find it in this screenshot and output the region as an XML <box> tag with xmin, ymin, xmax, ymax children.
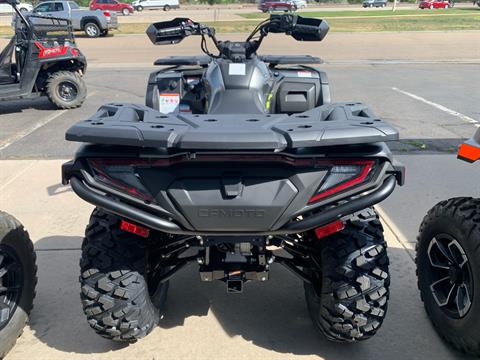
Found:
<box><xmin>308</xmin><ymin>160</ymin><xmax>375</xmax><ymax>204</ymax></box>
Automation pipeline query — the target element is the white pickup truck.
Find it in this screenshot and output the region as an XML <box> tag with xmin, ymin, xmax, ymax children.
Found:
<box><xmin>0</xmin><ymin>1</ymin><xmax>32</xmax><ymax>13</ymax></box>
<box><xmin>28</xmin><ymin>1</ymin><xmax>118</xmax><ymax>37</ymax></box>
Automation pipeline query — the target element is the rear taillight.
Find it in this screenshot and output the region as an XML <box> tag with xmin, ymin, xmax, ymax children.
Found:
<box><xmin>308</xmin><ymin>160</ymin><xmax>375</xmax><ymax>204</ymax></box>
<box><xmin>88</xmin><ymin>159</ymin><xmax>153</xmax><ymax>201</ymax></box>
<box><xmin>103</xmin><ymin>10</ymin><xmax>111</xmax><ymax>20</ymax></box>
<box><xmin>314</xmin><ymin>220</ymin><xmax>345</xmax><ymax>239</ymax></box>
<box><xmin>120</xmin><ymin>219</ymin><xmax>150</xmax><ymax>238</ymax></box>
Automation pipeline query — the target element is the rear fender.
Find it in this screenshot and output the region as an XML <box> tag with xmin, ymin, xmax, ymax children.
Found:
<box><xmin>36</xmin><ymin>58</ymin><xmax>87</xmax><ymax>90</ymax></box>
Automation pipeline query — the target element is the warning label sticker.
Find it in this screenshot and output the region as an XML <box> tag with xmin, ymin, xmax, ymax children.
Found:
<box><xmin>297</xmin><ymin>71</ymin><xmax>312</xmax><ymax>78</ymax></box>
<box><xmin>159</xmin><ymin>93</ymin><xmax>180</xmax><ymax>114</ymax></box>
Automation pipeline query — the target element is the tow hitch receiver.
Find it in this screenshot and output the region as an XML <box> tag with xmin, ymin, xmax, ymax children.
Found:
<box><xmin>227</xmin><ymin>274</ymin><xmax>243</xmax><ymax>294</ymax></box>
<box><xmin>198</xmin><ymin>238</ymin><xmax>270</xmax><ymax>292</ymax></box>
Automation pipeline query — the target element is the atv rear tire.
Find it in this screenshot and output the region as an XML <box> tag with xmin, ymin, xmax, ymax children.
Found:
<box><xmin>79</xmin><ymin>209</ymin><xmax>169</xmax><ymax>342</ymax></box>
<box><xmin>304</xmin><ymin>208</ymin><xmax>389</xmax><ymax>342</ymax></box>
<box><xmin>417</xmin><ymin>198</ymin><xmax>480</xmax><ymax>356</ymax></box>
<box><xmin>0</xmin><ymin>212</ymin><xmax>37</xmax><ymax>359</ymax></box>
<box><xmin>46</xmin><ymin>71</ymin><xmax>87</xmax><ymax>109</ymax></box>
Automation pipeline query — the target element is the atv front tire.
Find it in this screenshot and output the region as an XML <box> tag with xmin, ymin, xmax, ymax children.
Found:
<box><xmin>79</xmin><ymin>209</ymin><xmax>169</xmax><ymax>342</ymax></box>
<box><xmin>0</xmin><ymin>212</ymin><xmax>37</xmax><ymax>359</ymax></box>
<box><xmin>417</xmin><ymin>198</ymin><xmax>480</xmax><ymax>356</ymax></box>
<box><xmin>46</xmin><ymin>71</ymin><xmax>87</xmax><ymax>109</ymax></box>
<box><xmin>304</xmin><ymin>208</ymin><xmax>390</xmax><ymax>342</ymax></box>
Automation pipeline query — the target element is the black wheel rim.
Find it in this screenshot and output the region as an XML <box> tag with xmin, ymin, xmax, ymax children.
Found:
<box><xmin>427</xmin><ymin>234</ymin><xmax>474</xmax><ymax>318</ymax></box>
<box><xmin>0</xmin><ymin>245</ymin><xmax>23</xmax><ymax>330</ymax></box>
<box><xmin>57</xmin><ymin>81</ymin><xmax>78</xmax><ymax>102</ymax></box>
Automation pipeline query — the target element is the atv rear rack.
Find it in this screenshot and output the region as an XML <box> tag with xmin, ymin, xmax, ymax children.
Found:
<box><xmin>65</xmin><ymin>103</ymin><xmax>399</xmax><ymax>151</ymax></box>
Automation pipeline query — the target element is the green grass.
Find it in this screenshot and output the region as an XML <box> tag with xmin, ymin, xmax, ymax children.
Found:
<box><xmin>110</xmin><ymin>15</ymin><xmax>480</xmax><ymax>33</ymax></box>
<box><xmin>239</xmin><ymin>7</ymin><xmax>480</xmax><ymax>19</ymax></box>
<box><xmin>324</xmin><ymin>13</ymin><xmax>480</xmax><ymax>31</ymax></box>
<box><xmin>1</xmin><ymin>9</ymin><xmax>479</xmax><ymax>36</ymax></box>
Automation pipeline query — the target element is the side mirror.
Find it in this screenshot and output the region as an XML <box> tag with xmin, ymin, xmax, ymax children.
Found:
<box><xmin>146</xmin><ymin>18</ymin><xmax>192</xmax><ymax>45</ymax></box>
<box><xmin>291</xmin><ymin>17</ymin><xmax>329</xmax><ymax>42</ymax></box>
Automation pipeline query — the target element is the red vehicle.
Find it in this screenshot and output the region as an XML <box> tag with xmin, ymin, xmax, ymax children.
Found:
<box><xmin>258</xmin><ymin>0</ymin><xmax>296</xmax><ymax>13</ymax></box>
<box><xmin>89</xmin><ymin>0</ymin><xmax>133</xmax><ymax>16</ymax></box>
<box><xmin>419</xmin><ymin>0</ymin><xmax>450</xmax><ymax>9</ymax></box>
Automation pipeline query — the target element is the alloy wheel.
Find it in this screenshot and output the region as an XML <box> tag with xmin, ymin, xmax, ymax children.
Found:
<box><xmin>427</xmin><ymin>234</ymin><xmax>474</xmax><ymax>318</ymax></box>
<box><xmin>0</xmin><ymin>246</ymin><xmax>23</xmax><ymax>330</ymax></box>
<box><xmin>86</xmin><ymin>25</ymin><xmax>98</xmax><ymax>37</ymax></box>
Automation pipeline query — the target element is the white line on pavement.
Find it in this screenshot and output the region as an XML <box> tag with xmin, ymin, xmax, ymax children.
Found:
<box><xmin>392</xmin><ymin>87</ymin><xmax>480</xmax><ymax>128</ymax></box>
<box><xmin>0</xmin><ymin>110</ymin><xmax>67</xmax><ymax>151</ymax></box>
<box><xmin>0</xmin><ymin>161</ymin><xmax>37</xmax><ymax>192</ymax></box>
<box><xmin>0</xmin><ymin>92</ymin><xmax>96</xmax><ymax>152</ymax></box>
<box><xmin>376</xmin><ymin>205</ymin><xmax>415</xmax><ymax>261</ymax></box>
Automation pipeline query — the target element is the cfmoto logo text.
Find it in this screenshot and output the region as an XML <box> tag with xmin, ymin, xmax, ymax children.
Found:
<box><xmin>198</xmin><ymin>209</ymin><xmax>265</xmax><ymax>218</ymax></box>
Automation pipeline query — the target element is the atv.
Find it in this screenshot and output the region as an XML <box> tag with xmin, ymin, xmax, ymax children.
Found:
<box><xmin>0</xmin><ymin>0</ymin><xmax>87</xmax><ymax>109</ymax></box>
<box><xmin>416</xmin><ymin>128</ymin><xmax>480</xmax><ymax>356</ymax></box>
<box><xmin>62</xmin><ymin>15</ymin><xmax>405</xmax><ymax>343</ymax></box>
<box><xmin>0</xmin><ymin>211</ymin><xmax>37</xmax><ymax>358</ymax></box>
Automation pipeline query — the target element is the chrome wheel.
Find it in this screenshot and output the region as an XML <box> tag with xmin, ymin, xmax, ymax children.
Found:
<box><xmin>0</xmin><ymin>246</ymin><xmax>23</xmax><ymax>331</ymax></box>
<box><xmin>428</xmin><ymin>234</ymin><xmax>474</xmax><ymax>318</ymax></box>
<box><xmin>86</xmin><ymin>24</ymin><xmax>99</xmax><ymax>37</ymax></box>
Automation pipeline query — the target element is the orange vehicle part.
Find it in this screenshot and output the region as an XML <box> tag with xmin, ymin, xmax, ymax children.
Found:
<box><xmin>457</xmin><ymin>129</ymin><xmax>480</xmax><ymax>163</ymax></box>
<box><xmin>458</xmin><ymin>142</ymin><xmax>480</xmax><ymax>163</ymax></box>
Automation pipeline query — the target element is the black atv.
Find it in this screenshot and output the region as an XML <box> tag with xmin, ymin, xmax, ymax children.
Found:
<box><xmin>0</xmin><ymin>211</ymin><xmax>37</xmax><ymax>358</ymax></box>
<box><xmin>416</xmin><ymin>128</ymin><xmax>480</xmax><ymax>356</ymax></box>
<box><xmin>62</xmin><ymin>15</ymin><xmax>405</xmax><ymax>343</ymax></box>
<box><xmin>0</xmin><ymin>0</ymin><xmax>87</xmax><ymax>109</ymax></box>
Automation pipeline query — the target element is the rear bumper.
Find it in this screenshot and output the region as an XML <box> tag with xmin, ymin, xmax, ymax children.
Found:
<box><xmin>65</xmin><ymin>168</ymin><xmax>398</xmax><ymax>236</ymax></box>
<box><xmin>107</xmin><ymin>17</ymin><xmax>119</xmax><ymax>29</ymax></box>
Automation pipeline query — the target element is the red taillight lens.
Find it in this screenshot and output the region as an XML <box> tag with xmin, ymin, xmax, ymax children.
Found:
<box><xmin>308</xmin><ymin>160</ymin><xmax>374</xmax><ymax>204</ymax></box>
<box><xmin>88</xmin><ymin>159</ymin><xmax>153</xmax><ymax>201</ymax></box>
<box><xmin>103</xmin><ymin>10</ymin><xmax>111</xmax><ymax>17</ymax></box>
<box><xmin>314</xmin><ymin>220</ymin><xmax>345</xmax><ymax>239</ymax></box>
<box><xmin>120</xmin><ymin>220</ymin><xmax>150</xmax><ymax>238</ymax></box>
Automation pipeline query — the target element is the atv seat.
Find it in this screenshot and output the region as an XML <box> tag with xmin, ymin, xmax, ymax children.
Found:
<box><xmin>0</xmin><ymin>38</ymin><xmax>16</xmax><ymax>85</ymax></box>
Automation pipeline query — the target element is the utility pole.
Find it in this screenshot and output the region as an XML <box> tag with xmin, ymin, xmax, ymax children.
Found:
<box><xmin>392</xmin><ymin>0</ymin><xmax>397</xmax><ymax>11</ymax></box>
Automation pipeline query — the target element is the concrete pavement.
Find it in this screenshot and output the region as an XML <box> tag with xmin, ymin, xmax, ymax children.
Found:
<box><xmin>0</xmin><ymin>159</ymin><xmax>466</xmax><ymax>360</ymax></box>
<box><xmin>2</xmin><ymin>31</ymin><xmax>478</xmax><ymax>68</ymax></box>
<box><xmin>0</xmin><ymin>29</ymin><xmax>479</xmax><ymax>359</ymax></box>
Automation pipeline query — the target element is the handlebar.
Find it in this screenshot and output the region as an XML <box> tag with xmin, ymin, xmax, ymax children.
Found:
<box><xmin>146</xmin><ymin>15</ymin><xmax>329</xmax><ymax>60</ymax></box>
<box><xmin>146</xmin><ymin>18</ymin><xmax>214</xmax><ymax>45</ymax></box>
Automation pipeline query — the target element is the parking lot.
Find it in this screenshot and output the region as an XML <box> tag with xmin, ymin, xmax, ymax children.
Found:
<box><xmin>0</xmin><ymin>29</ymin><xmax>479</xmax><ymax>359</ymax></box>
